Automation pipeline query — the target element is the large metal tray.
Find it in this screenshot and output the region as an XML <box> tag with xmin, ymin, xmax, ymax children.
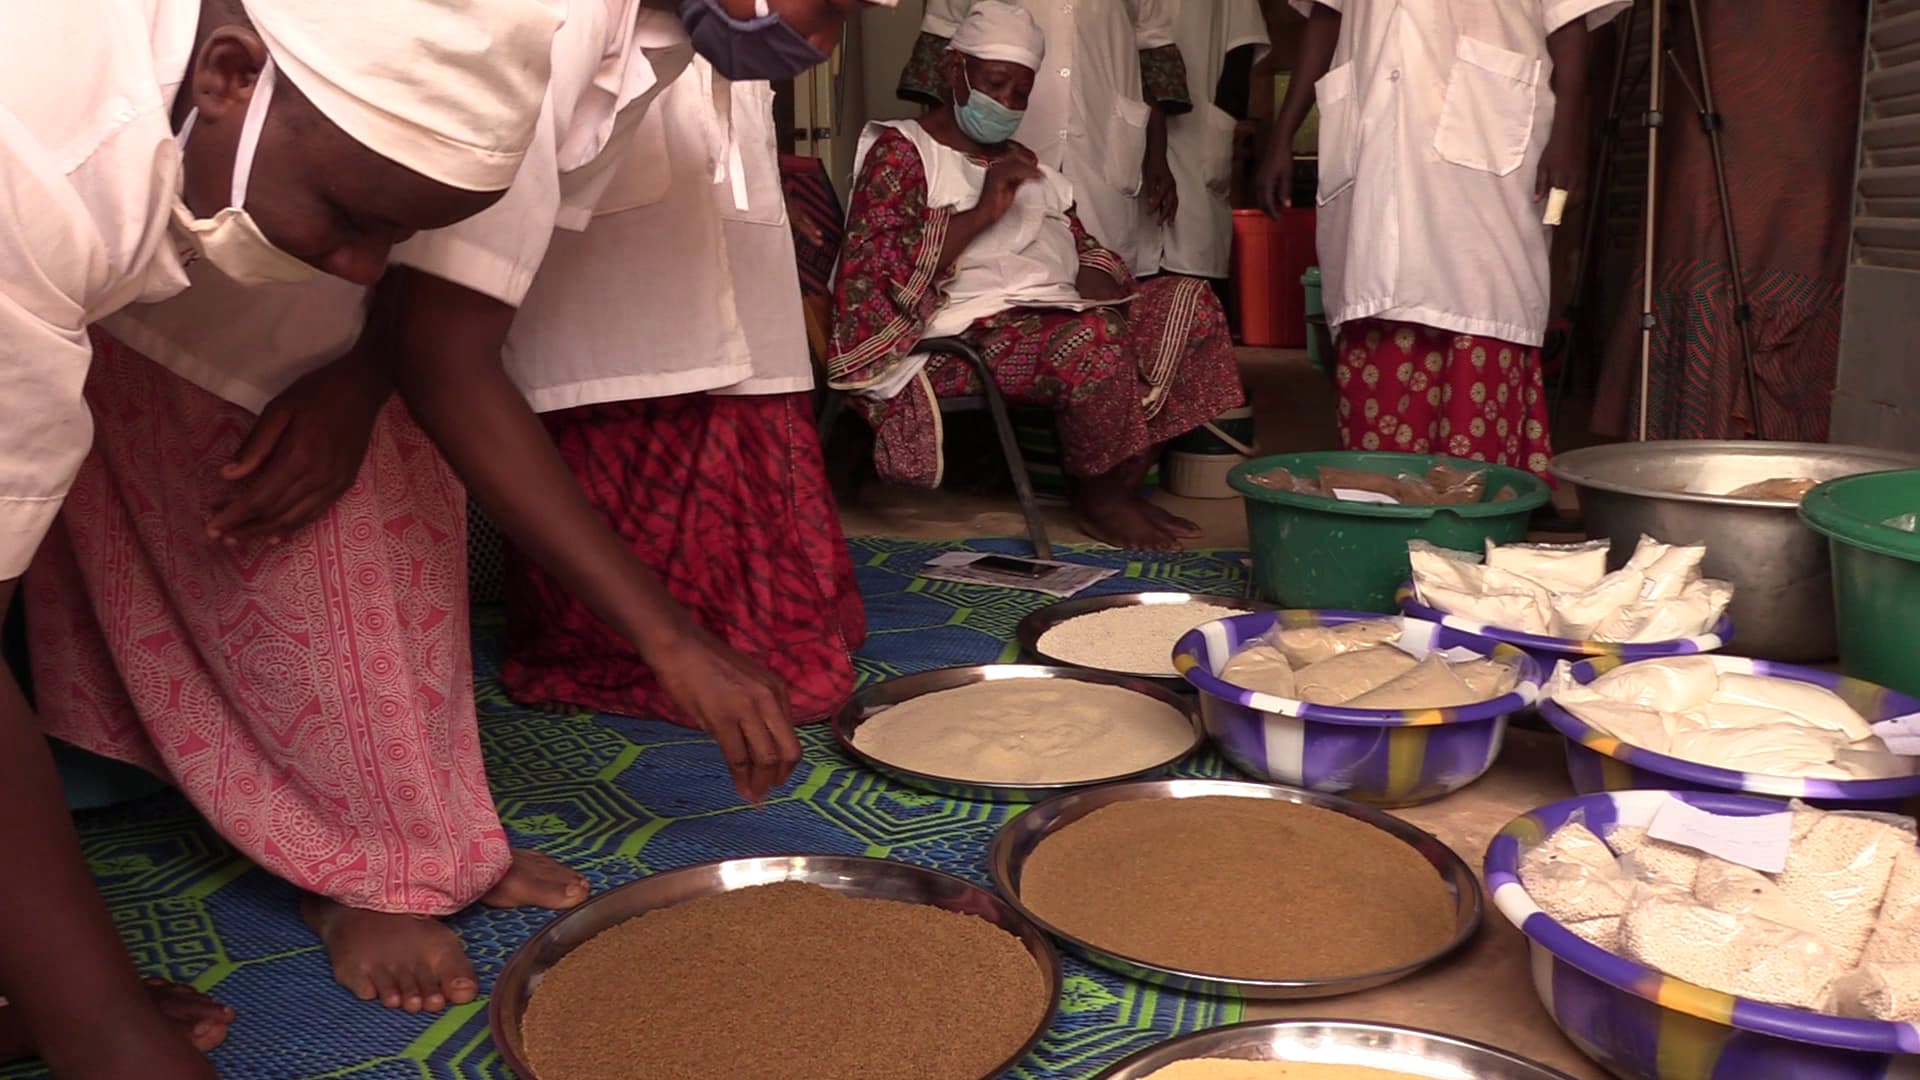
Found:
<box><xmin>988</xmin><ymin>778</ymin><xmax>1482</xmax><ymax>1000</ymax></box>
<box><xmin>1015</xmin><ymin>592</ymin><xmax>1277</xmax><ymax>686</ymax></box>
<box><xmin>830</xmin><ymin>664</ymin><xmax>1203</xmax><ymax>802</ymax></box>
<box><xmin>489</xmin><ymin>855</ymin><xmax>1062</xmax><ymax>1080</ymax></box>
<box><xmin>1096</xmin><ymin>1019</ymin><xmax>1576</xmax><ymax>1078</ymax></box>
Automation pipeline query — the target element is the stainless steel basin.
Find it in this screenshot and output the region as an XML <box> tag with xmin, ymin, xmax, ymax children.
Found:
<box><xmin>1549</xmin><ymin>441</ymin><xmax>1920</xmax><ymax>662</ymax></box>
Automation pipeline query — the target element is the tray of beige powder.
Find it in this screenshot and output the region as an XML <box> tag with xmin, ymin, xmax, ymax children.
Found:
<box><xmin>1095</xmin><ymin>1019</ymin><xmax>1575</xmax><ymax>1079</ymax></box>
<box><xmin>1017</xmin><ymin>592</ymin><xmax>1278</xmax><ymax>685</ymax></box>
<box><xmin>833</xmin><ymin>664</ymin><xmax>1204</xmax><ymax>802</ymax></box>
<box><xmin>490</xmin><ymin>855</ymin><xmax>1061</xmax><ymax>1080</ymax></box>
<box><xmin>990</xmin><ymin>779</ymin><xmax>1482</xmax><ymax>999</ymax></box>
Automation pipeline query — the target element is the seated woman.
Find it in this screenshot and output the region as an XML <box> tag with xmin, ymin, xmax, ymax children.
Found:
<box><xmin>829</xmin><ymin>1</ymin><xmax>1244</xmax><ymax>551</ymax></box>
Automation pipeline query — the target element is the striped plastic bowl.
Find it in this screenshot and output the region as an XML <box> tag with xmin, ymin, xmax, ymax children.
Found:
<box><xmin>1173</xmin><ymin>611</ymin><xmax>1542</xmax><ymax>807</ymax></box>
<box><xmin>1487</xmin><ymin>789</ymin><xmax>1920</xmax><ymax>1079</ymax></box>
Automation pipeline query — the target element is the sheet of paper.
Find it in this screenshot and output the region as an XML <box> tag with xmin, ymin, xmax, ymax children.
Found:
<box><xmin>918</xmin><ymin>552</ymin><xmax>1117</xmax><ymax>598</ymax></box>
<box><xmin>1647</xmin><ymin>796</ymin><xmax>1792</xmax><ymax>874</ymax></box>
<box><xmin>1330</xmin><ymin>488</ymin><xmax>1400</xmax><ymax>505</ymax></box>
<box><xmin>1874</xmin><ymin>713</ymin><xmax>1920</xmax><ymax>756</ymax></box>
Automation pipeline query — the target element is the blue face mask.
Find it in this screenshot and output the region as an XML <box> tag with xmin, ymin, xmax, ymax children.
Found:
<box><xmin>955</xmin><ymin>70</ymin><xmax>1025</xmax><ymax>145</ymax></box>
<box><xmin>678</xmin><ymin>0</ymin><xmax>828</xmax><ymax>82</ymax></box>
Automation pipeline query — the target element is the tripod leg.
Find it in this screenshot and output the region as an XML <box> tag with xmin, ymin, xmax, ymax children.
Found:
<box><xmin>1637</xmin><ymin>0</ymin><xmax>1665</xmax><ymax>442</ymax></box>
<box><xmin>1679</xmin><ymin>0</ymin><xmax>1762</xmax><ymax>439</ymax></box>
<box><xmin>1556</xmin><ymin>7</ymin><xmax>1639</xmax><ymax>406</ymax></box>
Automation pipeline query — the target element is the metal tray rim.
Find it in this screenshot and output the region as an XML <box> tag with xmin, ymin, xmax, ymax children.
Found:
<box><xmin>987</xmin><ymin>778</ymin><xmax>1483</xmax><ymax>1000</ymax></box>
<box><xmin>1092</xmin><ymin>1017</ymin><xmax>1579</xmax><ymax>1079</ymax></box>
<box><xmin>487</xmin><ymin>853</ymin><xmax>1064</xmax><ymax>1080</ymax></box>
<box><xmin>829</xmin><ymin>663</ymin><xmax>1205</xmax><ymax>802</ymax></box>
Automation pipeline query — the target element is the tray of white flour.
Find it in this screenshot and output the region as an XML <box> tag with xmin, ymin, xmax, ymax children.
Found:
<box><xmin>1017</xmin><ymin>593</ymin><xmax>1276</xmax><ymax>685</ymax></box>
<box><xmin>832</xmin><ymin>665</ymin><xmax>1204</xmax><ymax>802</ymax></box>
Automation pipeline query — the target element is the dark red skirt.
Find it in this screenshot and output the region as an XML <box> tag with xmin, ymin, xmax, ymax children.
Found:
<box><xmin>501</xmin><ymin>392</ymin><xmax>866</xmax><ymax>725</ymax></box>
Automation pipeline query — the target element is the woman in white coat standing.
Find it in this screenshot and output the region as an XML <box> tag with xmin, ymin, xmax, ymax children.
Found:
<box><xmin>1258</xmin><ymin>0</ymin><xmax>1622</xmax><ymax>477</ymax></box>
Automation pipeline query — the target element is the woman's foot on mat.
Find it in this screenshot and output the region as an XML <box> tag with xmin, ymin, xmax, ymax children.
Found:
<box><xmin>302</xmin><ymin>896</ymin><xmax>479</xmax><ymax>1013</ymax></box>
<box><xmin>0</xmin><ymin>977</ymin><xmax>232</xmax><ymax>1063</ymax></box>
<box><xmin>1141</xmin><ymin>501</ymin><xmax>1204</xmax><ymax>541</ymax></box>
<box><xmin>1075</xmin><ymin>490</ymin><xmax>1184</xmax><ymax>551</ymax></box>
<box><xmin>481</xmin><ymin>849</ymin><xmax>590</xmax><ymax>910</ymax></box>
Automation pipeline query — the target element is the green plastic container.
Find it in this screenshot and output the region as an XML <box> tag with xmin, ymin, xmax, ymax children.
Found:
<box><xmin>1231</xmin><ymin>451</ymin><xmax>1552</xmax><ymax>612</ymax></box>
<box><xmin>1799</xmin><ymin>469</ymin><xmax>1920</xmax><ymax>699</ymax></box>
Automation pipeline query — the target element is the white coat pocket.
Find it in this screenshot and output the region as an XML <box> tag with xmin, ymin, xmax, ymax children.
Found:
<box><xmin>1433</xmin><ymin>37</ymin><xmax>1542</xmax><ymax>177</ymax></box>
<box><xmin>1102</xmin><ymin>96</ymin><xmax>1153</xmax><ymax>196</ymax></box>
<box><xmin>1197</xmin><ymin>103</ymin><xmax>1240</xmax><ymax>194</ymax></box>
<box><xmin>1314</xmin><ymin>61</ymin><xmax>1358</xmax><ymax>205</ymax></box>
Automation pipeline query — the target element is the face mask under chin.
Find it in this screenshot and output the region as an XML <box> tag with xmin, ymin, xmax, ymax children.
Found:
<box><xmin>172</xmin><ymin>57</ymin><xmax>330</xmax><ymax>288</ymax></box>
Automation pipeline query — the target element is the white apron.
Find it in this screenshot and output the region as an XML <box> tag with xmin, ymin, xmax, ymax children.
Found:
<box><xmin>1159</xmin><ymin>0</ymin><xmax>1269</xmax><ymax>279</ymax></box>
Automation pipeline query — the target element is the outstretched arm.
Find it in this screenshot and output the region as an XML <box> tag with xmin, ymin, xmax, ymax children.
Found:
<box><xmin>373</xmin><ymin>270</ymin><xmax>800</xmax><ymax>803</ymax></box>
<box><xmin>1538</xmin><ymin>18</ymin><xmax>1594</xmax><ymax>202</ymax></box>
<box><xmin>1258</xmin><ymin>4</ymin><xmax>1341</xmax><ymax>217</ymax></box>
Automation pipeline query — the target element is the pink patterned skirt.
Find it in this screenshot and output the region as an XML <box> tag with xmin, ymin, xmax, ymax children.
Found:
<box><xmin>25</xmin><ymin>334</ymin><xmax>509</xmax><ymax>915</ymax></box>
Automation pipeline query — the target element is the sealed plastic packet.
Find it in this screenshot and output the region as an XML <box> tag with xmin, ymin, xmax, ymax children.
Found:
<box><xmin>1485</xmin><ymin>538</ymin><xmax>1611</xmax><ymax>593</ymax></box>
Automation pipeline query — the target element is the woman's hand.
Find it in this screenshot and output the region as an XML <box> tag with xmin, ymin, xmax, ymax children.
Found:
<box><xmin>206</xmin><ymin>352</ymin><xmax>390</xmax><ymax>546</ymax></box>
<box><xmin>977</xmin><ymin>154</ymin><xmax>1041</xmax><ymax>223</ymax></box>
<box><xmin>1141</xmin><ymin>152</ymin><xmax>1178</xmax><ymax>225</ymax></box>
<box><xmin>787</xmin><ymin>192</ymin><xmax>828</xmax><ymax>248</ymax></box>
<box><xmin>1534</xmin><ymin>128</ymin><xmax>1584</xmax><ymax>203</ymax></box>
<box><xmin>1257</xmin><ymin>137</ymin><xmax>1294</xmax><ymax>219</ymax></box>
<box><xmin>650</xmin><ymin>624</ymin><xmax>801</xmax><ymax>804</ymax></box>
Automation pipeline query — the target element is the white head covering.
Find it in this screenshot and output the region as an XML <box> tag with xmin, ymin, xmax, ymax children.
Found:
<box><xmin>949</xmin><ymin>0</ymin><xmax>1045</xmax><ymax>71</ymax></box>
<box><xmin>243</xmin><ymin>0</ymin><xmax>567</xmax><ymax>192</ymax></box>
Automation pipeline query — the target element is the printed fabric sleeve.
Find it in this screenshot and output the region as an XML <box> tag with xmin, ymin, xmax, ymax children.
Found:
<box><xmin>827</xmin><ymin>129</ymin><xmax>953</xmax><ymax>390</ymax></box>
<box><xmin>1068</xmin><ymin>207</ymin><xmax>1137</xmax><ymax>293</ymax></box>
<box><xmin>1140</xmin><ymin>45</ymin><xmax>1193</xmax><ymax>114</ymax></box>
<box><xmin>898</xmin><ymin>32</ymin><xmax>953</xmax><ymax>106</ymax></box>
<box><xmin>1544</xmin><ymin>0</ymin><xmax>1630</xmax><ymax>33</ymax></box>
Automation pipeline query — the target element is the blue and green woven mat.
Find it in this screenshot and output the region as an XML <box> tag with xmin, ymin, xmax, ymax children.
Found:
<box><xmin>7</xmin><ymin>539</ymin><xmax>1253</xmax><ymax>1080</ymax></box>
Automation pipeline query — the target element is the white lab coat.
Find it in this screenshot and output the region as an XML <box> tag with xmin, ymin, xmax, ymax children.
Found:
<box><xmin>1298</xmin><ymin>0</ymin><xmax>1626</xmax><ymax>346</ymax></box>
<box><xmin>506</xmin><ymin>59</ymin><xmax>815</xmax><ymax>409</ymax></box>
<box><xmin>1160</xmin><ymin>0</ymin><xmax>1270</xmax><ymax>278</ymax></box>
<box><xmin>0</xmin><ymin>0</ymin><xmax>198</xmax><ymax>578</ymax></box>
<box><xmin>922</xmin><ymin>0</ymin><xmax>1177</xmax><ymax>275</ymax></box>
<box><xmin>100</xmin><ymin>1</ymin><xmax>699</xmax><ymax>413</ymax></box>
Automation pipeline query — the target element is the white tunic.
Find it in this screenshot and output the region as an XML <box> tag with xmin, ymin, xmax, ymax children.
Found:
<box><xmin>1298</xmin><ymin>0</ymin><xmax>1626</xmax><ymax>346</ymax></box>
<box><xmin>1159</xmin><ymin>0</ymin><xmax>1269</xmax><ymax>278</ymax></box>
<box><xmin>505</xmin><ymin>59</ymin><xmax>813</xmax><ymax>409</ymax></box>
<box><xmin>922</xmin><ymin>0</ymin><xmax>1176</xmax><ymax>276</ymax></box>
<box><xmin>100</xmin><ymin>2</ymin><xmax>696</xmax><ymax>413</ymax></box>
<box><xmin>0</xmin><ymin>0</ymin><xmax>197</xmax><ymax>578</ymax></box>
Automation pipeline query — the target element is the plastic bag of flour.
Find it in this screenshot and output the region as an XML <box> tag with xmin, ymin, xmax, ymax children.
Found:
<box><xmin>1618</xmin><ymin>886</ymin><xmax>1841</xmax><ymax>1009</ymax></box>
<box><xmin>1549</xmin><ymin>569</ymin><xmax>1649</xmax><ymax>639</ymax></box>
<box><xmin>1586</xmin><ymin>656</ymin><xmax>1721</xmax><ymax>709</ymax></box>
<box><xmin>1777</xmin><ymin>803</ymin><xmax>1913</xmax><ymax>968</ymax></box>
<box><xmin>1834</xmin><ymin>962</ymin><xmax>1920</xmax><ymax>1022</ymax></box>
<box><xmin>1521</xmin><ymin>819</ymin><xmax>1635</xmax><ymax>927</ymax></box>
<box><xmin>1270</xmin><ymin>617</ymin><xmax>1401</xmax><ymax>668</ymax></box>
<box><xmin>1625</xmin><ymin>536</ymin><xmax>1708</xmax><ymax>601</ymax></box>
<box><xmin>1218</xmin><ymin>644</ymin><xmax>1297</xmax><ymax>698</ymax></box>
<box><xmin>1485</xmin><ymin>538</ymin><xmax>1611</xmax><ymax>593</ymax></box>
<box><xmin>1863</xmin><ymin>843</ymin><xmax>1920</xmax><ymax>965</ymax></box>
<box><xmin>1408</xmin><ymin>542</ymin><xmax>1555</xmax><ymax>635</ymax></box>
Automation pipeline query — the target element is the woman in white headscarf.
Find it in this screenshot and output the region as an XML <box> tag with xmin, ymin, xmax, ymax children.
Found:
<box><xmin>0</xmin><ymin>0</ymin><xmax>561</xmax><ymax>1073</ymax></box>
<box><xmin>831</xmin><ymin>2</ymin><xmax>1243</xmax><ymax>550</ymax></box>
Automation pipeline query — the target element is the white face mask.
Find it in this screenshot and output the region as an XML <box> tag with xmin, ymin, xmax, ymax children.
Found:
<box><xmin>172</xmin><ymin>58</ymin><xmax>329</xmax><ymax>286</ymax></box>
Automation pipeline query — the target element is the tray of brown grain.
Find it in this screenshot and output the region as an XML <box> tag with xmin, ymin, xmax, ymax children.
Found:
<box><xmin>988</xmin><ymin>779</ymin><xmax>1481</xmax><ymax>1000</ymax></box>
<box><xmin>491</xmin><ymin>855</ymin><xmax>1061</xmax><ymax>1080</ymax></box>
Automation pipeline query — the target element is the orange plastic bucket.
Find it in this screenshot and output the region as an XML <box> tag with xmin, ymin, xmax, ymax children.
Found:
<box><xmin>1232</xmin><ymin>208</ymin><xmax>1317</xmax><ymax>347</ymax></box>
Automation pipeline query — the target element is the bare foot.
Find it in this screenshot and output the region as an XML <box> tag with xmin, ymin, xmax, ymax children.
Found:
<box><xmin>480</xmin><ymin>849</ymin><xmax>590</xmax><ymax>910</ymax></box>
<box><xmin>0</xmin><ymin>979</ymin><xmax>232</xmax><ymax>1063</ymax></box>
<box><xmin>1075</xmin><ymin>491</ymin><xmax>1182</xmax><ymax>551</ymax></box>
<box><xmin>1141</xmin><ymin>500</ymin><xmax>1204</xmax><ymax>540</ymax></box>
<box><xmin>302</xmin><ymin>896</ymin><xmax>477</xmax><ymax>1013</ymax></box>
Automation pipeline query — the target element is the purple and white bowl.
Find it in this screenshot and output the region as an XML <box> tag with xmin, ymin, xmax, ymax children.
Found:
<box><xmin>1397</xmin><ymin>581</ymin><xmax>1733</xmax><ymax>670</ymax></box>
<box><xmin>1174</xmin><ymin>611</ymin><xmax>1543</xmax><ymax>807</ymax></box>
<box><xmin>1487</xmin><ymin>789</ymin><xmax>1920</xmax><ymax>1080</ymax></box>
<box><xmin>1539</xmin><ymin>655</ymin><xmax>1920</xmax><ymax>810</ymax></box>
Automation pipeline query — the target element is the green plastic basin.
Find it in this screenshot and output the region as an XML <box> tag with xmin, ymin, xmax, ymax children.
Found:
<box><xmin>1231</xmin><ymin>451</ymin><xmax>1552</xmax><ymax>613</ymax></box>
<box><xmin>1799</xmin><ymin>469</ymin><xmax>1920</xmax><ymax>698</ymax></box>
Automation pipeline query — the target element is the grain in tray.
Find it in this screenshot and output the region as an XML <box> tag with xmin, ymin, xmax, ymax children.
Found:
<box><xmin>1018</xmin><ymin>797</ymin><xmax>1456</xmax><ymax>981</ymax></box>
<box><xmin>521</xmin><ymin>882</ymin><xmax>1047</xmax><ymax>1080</ymax></box>
<box><xmin>1037</xmin><ymin>600</ymin><xmax>1242</xmax><ymax>676</ymax></box>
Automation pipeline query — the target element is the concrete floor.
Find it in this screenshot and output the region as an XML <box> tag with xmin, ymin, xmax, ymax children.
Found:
<box><xmin>834</xmin><ymin>346</ymin><xmax>1585</xmax><ymax>548</ymax></box>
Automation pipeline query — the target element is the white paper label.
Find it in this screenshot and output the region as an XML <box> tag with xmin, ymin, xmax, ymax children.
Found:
<box><xmin>1330</xmin><ymin>488</ymin><xmax>1400</xmax><ymax>505</ymax></box>
<box><xmin>1647</xmin><ymin>797</ymin><xmax>1792</xmax><ymax>874</ymax></box>
<box><xmin>1873</xmin><ymin>714</ymin><xmax>1920</xmax><ymax>756</ymax></box>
